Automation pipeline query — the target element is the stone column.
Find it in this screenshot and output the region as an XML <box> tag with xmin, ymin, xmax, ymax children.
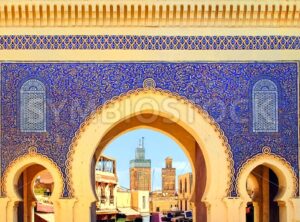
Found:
<box><xmin>278</xmin><ymin>201</ymin><xmax>288</xmax><ymax>222</ymax></box>
<box><xmin>262</xmin><ymin>167</ymin><xmax>269</xmax><ymax>222</ymax></box>
<box><xmin>0</xmin><ymin>197</ymin><xmax>9</xmax><ymax>222</ymax></box>
<box><xmin>291</xmin><ymin>198</ymin><xmax>300</xmax><ymax>222</ymax></box>
<box><xmin>252</xmin><ymin>201</ymin><xmax>260</xmax><ymax>222</ymax></box>
<box><xmin>223</xmin><ymin>197</ymin><xmax>245</xmax><ymax>222</ymax></box>
<box><xmin>278</xmin><ymin>200</ymin><xmax>295</xmax><ymax>222</ymax></box>
<box><xmin>6</xmin><ymin>199</ymin><xmax>19</xmax><ymax>222</ymax></box>
<box><xmin>23</xmin><ymin>169</ymin><xmax>29</xmax><ymax>222</ymax></box>
<box><xmin>190</xmin><ymin>202</ymin><xmax>196</xmax><ymax>222</ymax></box>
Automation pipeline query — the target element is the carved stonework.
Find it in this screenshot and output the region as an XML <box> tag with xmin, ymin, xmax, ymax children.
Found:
<box><xmin>65</xmin><ymin>88</ymin><xmax>235</xmax><ymax>197</ymax></box>
<box><xmin>1</xmin><ymin>151</ymin><xmax>64</xmax><ymax>197</ymax></box>
<box><xmin>143</xmin><ymin>78</ymin><xmax>156</xmax><ymax>89</ymax></box>
<box><xmin>1</xmin><ymin>36</ymin><xmax>300</xmax><ymax>50</ymax></box>
<box><xmin>28</xmin><ymin>146</ymin><xmax>38</xmax><ymax>154</ymax></box>
<box><xmin>0</xmin><ymin>0</ymin><xmax>299</xmax><ymax>27</ymax></box>
<box><xmin>236</xmin><ymin>149</ymin><xmax>298</xmax><ymax>198</ymax></box>
<box><xmin>0</xmin><ymin>62</ymin><xmax>298</xmax><ymax>197</ymax></box>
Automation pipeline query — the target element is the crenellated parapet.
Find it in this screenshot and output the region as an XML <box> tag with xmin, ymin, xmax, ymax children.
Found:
<box><xmin>0</xmin><ymin>0</ymin><xmax>300</xmax><ymax>27</ymax></box>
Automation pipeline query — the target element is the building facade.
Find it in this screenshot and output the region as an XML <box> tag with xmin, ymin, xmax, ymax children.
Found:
<box><xmin>150</xmin><ymin>157</ymin><xmax>178</xmax><ymax>213</ymax></box>
<box><xmin>0</xmin><ymin>1</ymin><xmax>300</xmax><ymax>222</ymax></box>
<box><xmin>178</xmin><ymin>173</ymin><xmax>193</xmax><ymax>212</ymax></box>
<box><xmin>150</xmin><ymin>191</ymin><xmax>178</xmax><ymax>213</ymax></box>
<box><xmin>162</xmin><ymin>157</ymin><xmax>176</xmax><ymax>195</ymax></box>
<box><xmin>131</xmin><ymin>190</ymin><xmax>150</xmax><ymax>215</ymax></box>
<box><xmin>95</xmin><ymin>156</ymin><xmax>118</xmax><ymax>221</ymax></box>
<box><xmin>116</xmin><ymin>187</ymin><xmax>132</xmax><ymax>209</ymax></box>
<box><xmin>130</xmin><ymin>138</ymin><xmax>152</xmax><ymax>191</ymax></box>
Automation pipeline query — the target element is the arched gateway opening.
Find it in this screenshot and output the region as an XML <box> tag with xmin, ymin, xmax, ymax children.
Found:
<box><xmin>237</xmin><ymin>149</ymin><xmax>298</xmax><ymax>222</ymax></box>
<box><xmin>94</xmin><ymin>128</ymin><xmax>194</xmax><ymax>221</ymax></box>
<box><xmin>1</xmin><ymin>151</ymin><xmax>64</xmax><ymax>222</ymax></box>
<box><xmin>245</xmin><ymin>167</ymin><xmax>280</xmax><ymax>222</ymax></box>
<box><xmin>92</xmin><ymin>120</ymin><xmax>197</xmax><ymax>221</ymax></box>
<box><xmin>66</xmin><ymin>88</ymin><xmax>234</xmax><ymax>222</ymax></box>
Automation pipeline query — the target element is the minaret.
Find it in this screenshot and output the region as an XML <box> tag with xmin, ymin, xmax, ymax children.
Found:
<box><xmin>130</xmin><ymin>137</ymin><xmax>151</xmax><ymax>191</ymax></box>
<box><xmin>135</xmin><ymin>137</ymin><xmax>145</xmax><ymax>159</ymax></box>
<box><xmin>162</xmin><ymin>157</ymin><xmax>176</xmax><ymax>194</ymax></box>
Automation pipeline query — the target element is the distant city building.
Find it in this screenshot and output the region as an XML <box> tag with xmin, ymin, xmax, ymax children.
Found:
<box><xmin>116</xmin><ymin>186</ymin><xmax>149</xmax><ymax>220</ymax></box>
<box><xmin>131</xmin><ymin>190</ymin><xmax>150</xmax><ymax>216</ymax></box>
<box><xmin>162</xmin><ymin>157</ymin><xmax>176</xmax><ymax>195</ymax></box>
<box><xmin>130</xmin><ymin>137</ymin><xmax>152</xmax><ymax>191</ymax></box>
<box><xmin>178</xmin><ymin>172</ymin><xmax>193</xmax><ymax>211</ymax></box>
<box><xmin>150</xmin><ymin>191</ymin><xmax>178</xmax><ymax>213</ymax></box>
<box><xmin>150</xmin><ymin>157</ymin><xmax>178</xmax><ymax>213</ymax></box>
<box><xmin>95</xmin><ymin>155</ymin><xmax>118</xmax><ymax>221</ymax></box>
<box><xmin>116</xmin><ymin>187</ymin><xmax>132</xmax><ymax>208</ymax></box>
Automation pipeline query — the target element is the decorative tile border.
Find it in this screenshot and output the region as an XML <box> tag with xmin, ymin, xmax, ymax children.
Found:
<box><xmin>1</xmin><ymin>62</ymin><xmax>298</xmax><ymax>196</ymax></box>
<box><xmin>0</xmin><ymin>64</ymin><xmax>1</xmax><ymax>191</ymax></box>
<box><xmin>0</xmin><ymin>35</ymin><xmax>300</xmax><ymax>50</ymax></box>
<box><xmin>235</xmin><ymin>147</ymin><xmax>298</xmax><ymax>198</ymax></box>
<box><xmin>65</xmin><ymin>87</ymin><xmax>235</xmax><ymax>197</ymax></box>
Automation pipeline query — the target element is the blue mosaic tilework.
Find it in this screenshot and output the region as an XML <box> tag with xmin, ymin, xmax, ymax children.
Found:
<box><xmin>0</xmin><ymin>62</ymin><xmax>298</xmax><ymax>196</ymax></box>
<box><xmin>20</xmin><ymin>79</ymin><xmax>47</xmax><ymax>132</ymax></box>
<box><xmin>0</xmin><ymin>35</ymin><xmax>300</xmax><ymax>50</ymax></box>
<box><xmin>252</xmin><ymin>79</ymin><xmax>278</xmax><ymax>132</ymax></box>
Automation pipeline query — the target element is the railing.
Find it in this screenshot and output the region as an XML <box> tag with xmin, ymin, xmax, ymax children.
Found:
<box><xmin>100</xmin><ymin>196</ymin><xmax>106</xmax><ymax>203</ymax></box>
<box><xmin>110</xmin><ymin>196</ymin><xmax>114</xmax><ymax>204</ymax></box>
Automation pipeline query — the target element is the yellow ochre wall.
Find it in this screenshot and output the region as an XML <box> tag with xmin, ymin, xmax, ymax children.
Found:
<box><xmin>0</xmin><ymin>1</ymin><xmax>300</xmax><ymax>222</ymax></box>
<box><xmin>116</xmin><ymin>191</ymin><xmax>132</xmax><ymax>208</ymax></box>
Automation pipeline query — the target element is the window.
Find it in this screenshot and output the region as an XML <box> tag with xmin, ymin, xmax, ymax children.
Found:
<box><xmin>143</xmin><ymin>196</ymin><xmax>146</xmax><ymax>209</ymax></box>
<box><xmin>189</xmin><ymin>173</ymin><xmax>193</xmax><ymax>194</ymax></box>
<box><xmin>180</xmin><ymin>180</ymin><xmax>182</xmax><ymax>193</ymax></box>
<box><xmin>184</xmin><ymin>178</ymin><xmax>187</xmax><ymax>193</ymax></box>
<box><xmin>20</xmin><ymin>79</ymin><xmax>46</xmax><ymax>132</ymax></box>
<box><xmin>252</xmin><ymin>79</ymin><xmax>278</xmax><ymax>132</ymax></box>
<box><xmin>100</xmin><ymin>185</ymin><xmax>106</xmax><ymax>203</ymax></box>
<box><xmin>109</xmin><ymin>186</ymin><xmax>114</xmax><ymax>204</ymax></box>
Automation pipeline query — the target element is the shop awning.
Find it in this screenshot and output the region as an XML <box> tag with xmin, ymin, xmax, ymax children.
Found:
<box><xmin>117</xmin><ymin>208</ymin><xmax>141</xmax><ymax>216</ymax></box>
<box><xmin>96</xmin><ymin>209</ymin><xmax>118</xmax><ymax>215</ymax></box>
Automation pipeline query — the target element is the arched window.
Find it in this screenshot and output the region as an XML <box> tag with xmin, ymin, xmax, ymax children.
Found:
<box><xmin>20</xmin><ymin>79</ymin><xmax>46</xmax><ymax>132</ymax></box>
<box><xmin>252</xmin><ymin>79</ymin><xmax>278</xmax><ymax>132</ymax></box>
<box><xmin>179</xmin><ymin>180</ymin><xmax>182</xmax><ymax>193</ymax></box>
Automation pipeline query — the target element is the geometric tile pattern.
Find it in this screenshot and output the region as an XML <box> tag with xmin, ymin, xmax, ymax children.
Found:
<box><xmin>0</xmin><ymin>62</ymin><xmax>298</xmax><ymax>197</ymax></box>
<box><xmin>1</xmin><ymin>35</ymin><xmax>300</xmax><ymax>50</ymax></box>
<box><xmin>20</xmin><ymin>79</ymin><xmax>46</xmax><ymax>132</ymax></box>
<box><xmin>253</xmin><ymin>79</ymin><xmax>278</xmax><ymax>132</ymax></box>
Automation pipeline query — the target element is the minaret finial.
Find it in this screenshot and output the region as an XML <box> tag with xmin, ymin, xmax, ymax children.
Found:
<box><xmin>142</xmin><ymin>137</ymin><xmax>144</xmax><ymax>148</ymax></box>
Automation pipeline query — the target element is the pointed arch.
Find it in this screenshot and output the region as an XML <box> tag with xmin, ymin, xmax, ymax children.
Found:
<box><xmin>1</xmin><ymin>149</ymin><xmax>64</xmax><ymax>199</ymax></box>
<box><xmin>1</xmin><ymin>149</ymin><xmax>64</xmax><ymax>222</ymax></box>
<box><xmin>236</xmin><ymin>148</ymin><xmax>298</xmax><ymax>202</ymax></box>
<box><xmin>65</xmin><ymin>88</ymin><xmax>235</xmax><ymax>221</ymax></box>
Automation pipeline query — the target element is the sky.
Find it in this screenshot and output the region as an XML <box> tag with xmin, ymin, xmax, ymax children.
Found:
<box><xmin>103</xmin><ymin>129</ymin><xmax>192</xmax><ymax>191</ymax></box>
